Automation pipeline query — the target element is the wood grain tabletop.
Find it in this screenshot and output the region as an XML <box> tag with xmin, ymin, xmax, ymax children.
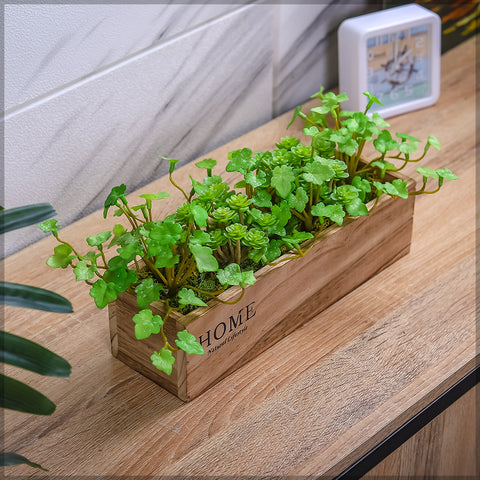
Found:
<box><xmin>3</xmin><ymin>36</ymin><xmax>477</xmax><ymax>478</ymax></box>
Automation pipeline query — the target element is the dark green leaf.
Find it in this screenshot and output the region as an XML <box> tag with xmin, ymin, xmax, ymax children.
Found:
<box><xmin>0</xmin><ymin>374</ymin><xmax>56</xmax><ymax>415</ymax></box>
<box><xmin>0</xmin><ymin>282</ymin><xmax>72</xmax><ymax>313</ymax></box>
<box><xmin>117</xmin><ymin>241</ymin><xmax>143</xmax><ymax>262</ymax></box>
<box><xmin>265</xmin><ymin>239</ymin><xmax>283</xmax><ymax>262</ymax></box>
<box><xmin>0</xmin><ymin>452</ymin><xmax>47</xmax><ymax>470</ymax></box>
<box><xmin>150</xmin><ymin>244</ymin><xmax>179</xmax><ymax>268</ymax></box>
<box><xmin>0</xmin><ymin>331</ymin><xmax>71</xmax><ymax>377</ymax></box>
<box><xmin>0</xmin><ymin>203</ymin><xmax>56</xmax><ymax>234</ymax></box>
<box><xmin>252</xmin><ymin>189</ymin><xmax>272</xmax><ymax>208</ymax></box>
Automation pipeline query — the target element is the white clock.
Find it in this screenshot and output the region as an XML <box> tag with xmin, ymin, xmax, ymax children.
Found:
<box><xmin>338</xmin><ymin>3</ymin><xmax>441</xmax><ymax>118</ymax></box>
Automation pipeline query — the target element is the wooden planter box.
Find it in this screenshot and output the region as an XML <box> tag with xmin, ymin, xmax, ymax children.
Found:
<box><xmin>109</xmin><ymin>172</ymin><xmax>416</xmax><ymax>401</ymax></box>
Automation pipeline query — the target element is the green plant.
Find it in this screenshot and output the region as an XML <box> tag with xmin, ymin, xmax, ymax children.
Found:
<box><xmin>1</xmin><ymin>204</ymin><xmax>72</xmax><ymax>471</ymax></box>
<box><xmin>40</xmin><ymin>89</ymin><xmax>456</xmax><ymax>377</ymax></box>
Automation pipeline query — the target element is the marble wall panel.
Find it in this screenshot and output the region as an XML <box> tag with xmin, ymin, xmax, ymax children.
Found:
<box><xmin>3</xmin><ymin>4</ymin><xmax>274</xmax><ymax>256</ymax></box>
<box><xmin>273</xmin><ymin>1</ymin><xmax>380</xmax><ymax>116</ymax></box>
<box><xmin>4</xmin><ymin>3</ymin><xmax>244</xmax><ymax>111</ymax></box>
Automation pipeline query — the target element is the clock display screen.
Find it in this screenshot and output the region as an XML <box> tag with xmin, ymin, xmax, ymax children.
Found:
<box><xmin>366</xmin><ymin>24</ymin><xmax>430</xmax><ymax>110</ymax></box>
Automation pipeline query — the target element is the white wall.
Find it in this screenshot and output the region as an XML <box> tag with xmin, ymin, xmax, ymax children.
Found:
<box><xmin>3</xmin><ymin>1</ymin><xmax>378</xmax><ymax>256</ymax></box>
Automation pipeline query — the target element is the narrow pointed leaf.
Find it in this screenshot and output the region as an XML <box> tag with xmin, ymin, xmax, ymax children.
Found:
<box><xmin>0</xmin><ymin>203</ymin><xmax>55</xmax><ymax>234</ymax></box>
<box><xmin>0</xmin><ymin>282</ymin><xmax>72</xmax><ymax>313</ymax></box>
<box><xmin>0</xmin><ymin>331</ymin><xmax>71</xmax><ymax>377</ymax></box>
<box><xmin>0</xmin><ymin>374</ymin><xmax>56</xmax><ymax>415</ymax></box>
<box><xmin>0</xmin><ymin>452</ymin><xmax>47</xmax><ymax>471</ymax></box>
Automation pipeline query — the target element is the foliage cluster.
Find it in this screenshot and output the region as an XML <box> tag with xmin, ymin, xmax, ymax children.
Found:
<box><xmin>40</xmin><ymin>89</ymin><xmax>457</xmax><ymax>376</ymax></box>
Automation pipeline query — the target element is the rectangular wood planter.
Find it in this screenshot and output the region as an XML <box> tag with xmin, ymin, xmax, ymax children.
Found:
<box><xmin>108</xmin><ymin>172</ymin><xmax>416</xmax><ymax>401</ymax></box>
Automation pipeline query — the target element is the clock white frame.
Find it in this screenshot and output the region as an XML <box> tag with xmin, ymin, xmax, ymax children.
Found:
<box><xmin>338</xmin><ymin>3</ymin><xmax>441</xmax><ymax>118</ymax></box>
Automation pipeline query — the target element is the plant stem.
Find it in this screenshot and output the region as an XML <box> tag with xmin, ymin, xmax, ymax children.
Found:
<box><xmin>236</xmin><ymin>240</ymin><xmax>242</xmax><ymax>265</ymax></box>
<box><xmin>214</xmin><ymin>287</ymin><xmax>246</xmax><ymax>305</ymax></box>
<box><xmin>410</xmin><ymin>186</ymin><xmax>441</xmax><ymax>196</ymax></box>
<box><xmin>185</xmin><ymin>285</ymin><xmax>225</xmax><ymax>297</ymax></box>
<box><xmin>169</xmin><ymin>172</ymin><xmax>189</xmax><ymax>202</ymax></box>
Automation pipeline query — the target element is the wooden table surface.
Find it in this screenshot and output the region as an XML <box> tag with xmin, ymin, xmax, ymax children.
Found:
<box><xmin>3</xmin><ymin>37</ymin><xmax>477</xmax><ymax>478</ymax></box>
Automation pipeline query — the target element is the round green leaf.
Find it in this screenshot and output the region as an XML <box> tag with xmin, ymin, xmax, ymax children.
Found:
<box><xmin>38</xmin><ymin>218</ymin><xmax>60</xmax><ymax>235</ymax></box>
<box><xmin>73</xmin><ymin>260</ymin><xmax>97</xmax><ymax>281</ymax></box>
<box><xmin>177</xmin><ymin>288</ymin><xmax>208</xmax><ymax>308</ymax></box>
<box><xmin>151</xmin><ymin>348</ymin><xmax>175</xmax><ymax>375</ymax></box>
<box><xmin>132</xmin><ymin>309</ymin><xmax>163</xmax><ymax>340</ymax></box>
<box><xmin>89</xmin><ymin>279</ymin><xmax>118</xmax><ymax>309</ymax></box>
<box><xmin>86</xmin><ymin>230</ymin><xmax>112</xmax><ymax>247</ymax></box>
<box><xmin>46</xmin><ymin>244</ymin><xmax>75</xmax><ymax>269</ymax></box>
<box><xmin>195</xmin><ymin>158</ymin><xmax>217</xmax><ymax>170</ymax></box>
<box><xmin>175</xmin><ymin>330</ymin><xmax>205</xmax><ymax>355</ymax></box>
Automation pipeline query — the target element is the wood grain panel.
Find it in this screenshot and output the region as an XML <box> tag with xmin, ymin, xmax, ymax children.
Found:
<box><xmin>363</xmin><ymin>384</ymin><xmax>478</xmax><ymax>478</ymax></box>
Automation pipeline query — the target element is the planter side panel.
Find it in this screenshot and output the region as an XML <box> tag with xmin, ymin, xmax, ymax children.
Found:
<box><xmin>109</xmin><ymin>292</ymin><xmax>187</xmax><ymax>399</ymax></box>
